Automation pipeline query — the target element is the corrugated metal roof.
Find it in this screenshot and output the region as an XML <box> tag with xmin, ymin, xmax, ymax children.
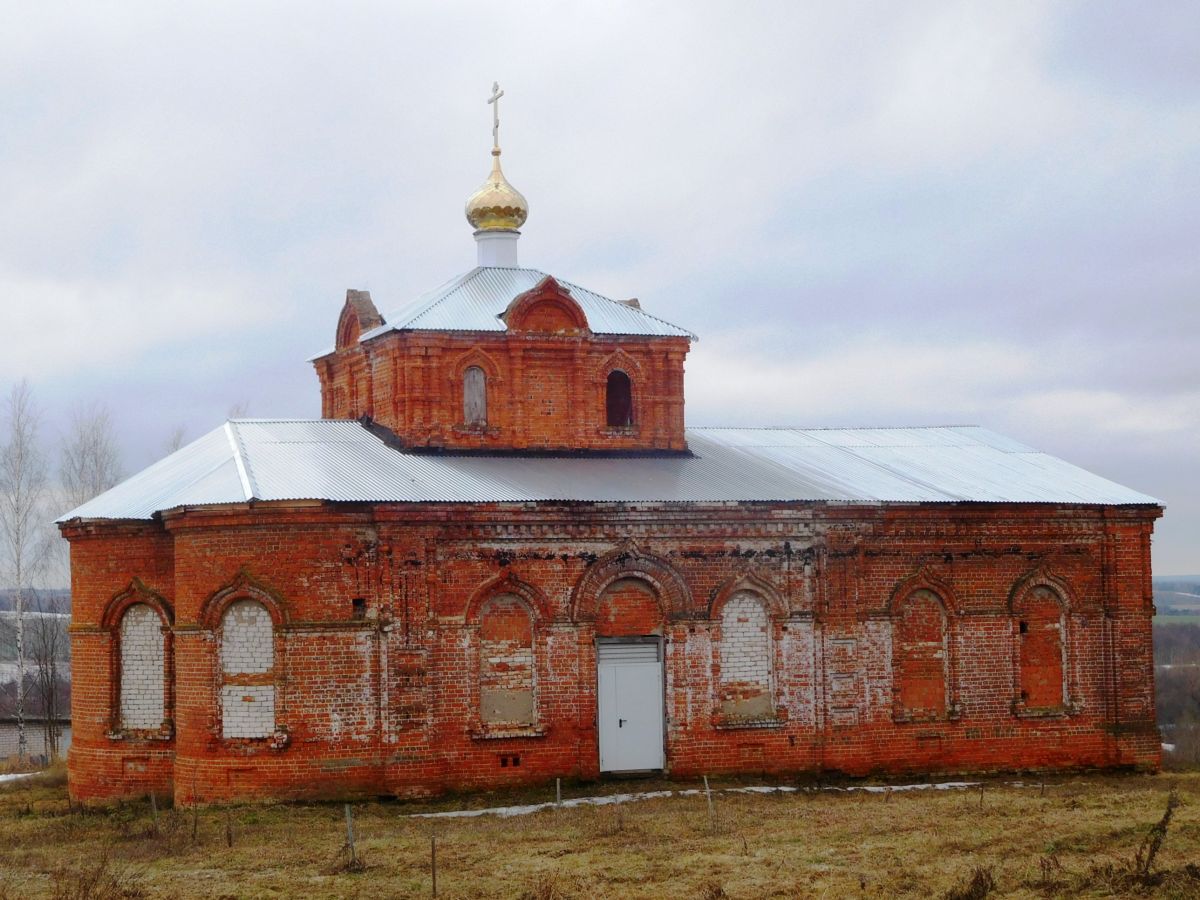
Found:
<box><xmin>58</xmin><ymin>420</ymin><xmax>1160</xmax><ymax>523</ymax></box>
<box><xmin>320</xmin><ymin>267</ymin><xmax>693</xmax><ymax>356</ymax></box>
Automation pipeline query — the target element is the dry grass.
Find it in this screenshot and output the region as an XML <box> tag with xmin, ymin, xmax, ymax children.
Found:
<box><xmin>2</xmin><ymin>772</ymin><xmax>1200</xmax><ymax>898</ymax></box>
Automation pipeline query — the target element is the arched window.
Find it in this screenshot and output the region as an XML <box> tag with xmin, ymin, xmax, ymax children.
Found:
<box><xmin>1016</xmin><ymin>586</ymin><xmax>1066</xmax><ymax>710</ymax></box>
<box><xmin>893</xmin><ymin>590</ymin><xmax>948</xmax><ymax>720</ymax></box>
<box><xmin>119</xmin><ymin>603</ymin><xmax>165</xmax><ymax>731</ymax></box>
<box><xmin>220</xmin><ymin>599</ymin><xmax>276</xmax><ymax>739</ymax></box>
<box><xmin>463</xmin><ymin>365</ymin><xmax>487</xmax><ymax>426</ymax></box>
<box><xmin>718</xmin><ymin>592</ymin><xmax>773</xmax><ymax>720</ymax></box>
<box><xmin>479</xmin><ymin>594</ymin><xmax>535</xmax><ymax>725</ymax></box>
<box><xmin>605</xmin><ymin>370</ymin><xmax>633</xmax><ymax>427</ymax></box>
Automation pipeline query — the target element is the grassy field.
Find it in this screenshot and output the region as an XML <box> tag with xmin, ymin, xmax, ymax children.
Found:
<box><xmin>1156</xmin><ymin>615</ymin><xmax>1200</xmax><ymax>626</ymax></box>
<box><xmin>2</xmin><ymin>769</ymin><xmax>1200</xmax><ymax>898</ymax></box>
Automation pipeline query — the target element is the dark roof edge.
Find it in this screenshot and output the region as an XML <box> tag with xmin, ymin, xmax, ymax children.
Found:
<box><xmin>357</xmin><ymin>417</ymin><xmax>696</xmax><ymax>459</ymax></box>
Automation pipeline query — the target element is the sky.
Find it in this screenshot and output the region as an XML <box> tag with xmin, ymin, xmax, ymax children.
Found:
<box><xmin>1</xmin><ymin>1</ymin><xmax>1197</xmax><ymax>575</ymax></box>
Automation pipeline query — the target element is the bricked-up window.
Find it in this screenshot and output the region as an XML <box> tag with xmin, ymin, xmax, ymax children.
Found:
<box><xmin>606</xmin><ymin>370</ymin><xmax>633</xmax><ymax>427</ymax></box>
<box><xmin>220</xmin><ymin>600</ymin><xmax>276</xmax><ymax>739</ymax></box>
<box><xmin>119</xmin><ymin>603</ymin><xmax>165</xmax><ymax>731</ymax></box>
<box><xmin>463</xmin><ymin>366</ymin><xmax>487</xmax><ymax>426</ymax></box>
<box><xmin>1017</xmin><ymin>586</ymin><xmax>1066</xmax><ymax>710</ymax></box>
<box><xmin>894</xmin><ymin>590</ymin><xmax>948</xmax><ymax>720</ymax></box>
<box><xmin>718</xmin><ymin>592</ymin><xmax>773</xmax><ymax>720</ymax></box>
<box><xmin>479</xmin><ymin>594</ymin><xmax>536</xmax><ymax>725</ymax></box>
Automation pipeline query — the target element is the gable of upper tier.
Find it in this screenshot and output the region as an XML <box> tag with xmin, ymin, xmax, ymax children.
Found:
<box><xmin>312</xmin><ymin>267</ymin><xmax>693</xmax><ymax>360</ymax></box>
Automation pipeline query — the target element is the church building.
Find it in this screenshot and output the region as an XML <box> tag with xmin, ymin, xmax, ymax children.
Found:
<box><xmin>60</xmin><ymin>90</ymin><xmax>1163</xmax><ymax>803</ymax></box>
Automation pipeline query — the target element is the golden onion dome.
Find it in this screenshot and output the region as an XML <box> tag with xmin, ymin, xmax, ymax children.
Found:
<box><xmin>465</xmin><ymin>149</ymin><xmax>528</xmax><ymax>232</ymax></box>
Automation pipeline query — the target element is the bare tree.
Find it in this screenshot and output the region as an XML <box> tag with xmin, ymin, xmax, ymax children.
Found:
<box><xmin>0</xmin><ymin>380</ymin><xmax>52</xmax><ymax>764</ymax></box>
<box><xmin>60</xmin><ymin>402</ymin><xmax>122</xmax><ymax>512</ymax></box>
<box><xmin>29</xmin><ymin>589</ymin><xmax>69</xmax><ymax>761</ymax></box>
<box><xmin>0</xmin><ymin>610</ymin><xmax>15</xmax><ymax>719</ymax></box>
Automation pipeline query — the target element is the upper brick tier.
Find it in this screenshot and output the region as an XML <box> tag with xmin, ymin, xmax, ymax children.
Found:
<box><xmin>313</xmin><ymin>269</ymin><xmax>693</xmax><ymax>452</ymax></box>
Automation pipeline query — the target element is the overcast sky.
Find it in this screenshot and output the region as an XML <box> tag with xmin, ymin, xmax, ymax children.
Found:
<box><xmin>1</xmin><ymin>2</ymin><xmax>1196</xmax><ymax>575</ymax></box>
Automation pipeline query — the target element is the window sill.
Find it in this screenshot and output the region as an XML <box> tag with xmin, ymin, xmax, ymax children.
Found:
<box><xmin>1012</xmin><ymin>704</ymin><xmax>1077</xmax><ymax>720</ymax></box>
<box><xmin>712</xmin><ymin>712</ymin><xmax>787</xmax><ymax>731</ymax></box>
<box><xmin>219</xmin><ymin>727</ymin><xmax>291</xmax><ymax>751</ymax></box>
<box><xmin>598</xmin><ymin>426</ymin><xmax>639</xmax><ymax>438</ymax></box>
<box><xmin>107</xmin><ymin>726</ymin><xmax>174</xmax><ymax>742</ymax></box>
<box><xmin>453</xmin><ymin>424</ymin><xmax>500</xmax><ymax>437</ymax></box>
<box><xmin>468</xmin><ymin>723</ymin><xmax>548</xmax><ymax>741</ymax></box>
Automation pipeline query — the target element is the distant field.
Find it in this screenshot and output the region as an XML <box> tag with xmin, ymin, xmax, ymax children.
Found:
<box><xmin>1155</xmin><ymin>614</ymin><xmax>1200</xmax><ymax>626</ymax></box>
<box><xmin>2</xmin><ymin>769</ymin><xmax>1200</xmax><ymax>898</ymax></box>
<box><xmin>1156</xmin><ymin>591</ymin><xmax>1200</xmax><ymax>609</ymax></box>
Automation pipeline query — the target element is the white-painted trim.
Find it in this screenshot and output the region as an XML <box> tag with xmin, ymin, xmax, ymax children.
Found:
<box><xmin>224</xmin><ymin>422</ymin><xmax>255</xmax><ymax>501</ymax></box>
<box><xmin>475</xmin><ymin>231</ymin><xmax>520</xmax><ymax>267</ymax></box>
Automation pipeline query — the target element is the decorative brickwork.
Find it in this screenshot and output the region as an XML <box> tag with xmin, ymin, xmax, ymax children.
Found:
<box><xmin>313</xmin><ymin>277</ymin><xmax>690</xmax><ymax>452</ymax></box>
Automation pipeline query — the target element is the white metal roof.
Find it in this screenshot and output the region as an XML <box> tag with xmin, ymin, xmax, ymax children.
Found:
<box><xmin>313</xmin><ymin>267</ymin><xmax>693</xmax><ymax>358</ymax></box>
<box><xmin>58</xmin><ymin>420</ymin><xmax>1160</xmax><ymax>523</ymax></box>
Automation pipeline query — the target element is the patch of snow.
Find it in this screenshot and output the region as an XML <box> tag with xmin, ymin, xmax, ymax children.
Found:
<box><xmin>1163</xmin><ymin>743</ymin><xmax>1177</xmax><ymax>752</ymax></box>
<box><xmin>0</xmin><ymin>772</ymin><xmax>36</xmax><ymax>784</ymax></box>
<box><xmin>405</xmin><ymin>780</ymin><xmax>984</xmax><ymax>820</ymax></box>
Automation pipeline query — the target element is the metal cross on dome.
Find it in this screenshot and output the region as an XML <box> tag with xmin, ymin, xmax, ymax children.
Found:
<box><xmin>488</xmin><ymin>81</ymin><xmax>504</xmax><ymax>150</ymax></box>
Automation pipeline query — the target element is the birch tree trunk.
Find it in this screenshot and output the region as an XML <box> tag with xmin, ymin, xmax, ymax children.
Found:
<box><xmin>0</xmin><ymin>380</ymin><xmax>50</xmax><ymax>765</ymax></box>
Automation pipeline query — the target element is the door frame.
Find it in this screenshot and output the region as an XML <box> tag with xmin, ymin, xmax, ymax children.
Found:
<box><xmin>595</xmin><ymin>635</ymin><xmax>667</xmax><ymax>773</ymax></box>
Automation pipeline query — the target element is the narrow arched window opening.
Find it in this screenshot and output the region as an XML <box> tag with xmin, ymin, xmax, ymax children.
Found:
<box><xmin>605</xmin><ymin>370</ymin><xmax>633</xmax><ymax>427</ymax></box>
<box><xmin>1017</xmin><ymin>587</ymin><xmax>1066</xmax><ymax>710</ymax></box>
<box><xmin>893</xmin><ymin>589</ymin><xmax>948</xmax><ymax>720</ymax></box>
<box><xmin>479</xmin><ymin>594</ymin><xmax>535</xmax><ymax>725</ymax></box>
<box><xmin>119</xmin><ymin>603</ymin><xmax>165</xmax><ymax>732</ymax></box>
<box><xmin>220</xmin><ymin>599</ymin><xmax>276</xmax><ymax>739</ymax></box>
<box><xmin>718</xmin><ymin>592</ymin><xmax>773</xmax><ymax>720</ymax></box>
<box><xmin>464</xmin><ymin>366</ymin><xmax>487</xmax><ymax>426</ymax></box>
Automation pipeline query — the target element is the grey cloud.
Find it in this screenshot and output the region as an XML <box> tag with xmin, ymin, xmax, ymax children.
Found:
<box><xmin>1</xmin><ymin>2</ymin><xmax>1196</xmax><ymax>572</ymax></box>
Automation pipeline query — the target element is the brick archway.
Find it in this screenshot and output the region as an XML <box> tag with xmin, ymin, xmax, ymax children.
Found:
<box><xmin>1007</xmin><ymin>566</ymin><xmax>1074</xmax><ymax>615</ymax></box>
<box><xmin>465</xmin><ymin>572</ymin><xmax>552</xmax><ymax>624</ymax></box>
<box><xmin>101</xmin><ymin>579</ymin><xmax>175</xmax><ymax>739</ymax></box>
<box><xmin>709</xmin><ymin>570</ymin><xmax>787</xmax><ymax>621</ymax></box>
<box><xmin>101</xmin><ymin>577</ymin><xmax>174</xmax><ymax>630</ymax></box>
<box><xmin>571</xmin><ymin>544</ymin><xmax>691</xmax><ymax>625</ymax></box>
<box><xmin>887</xmin><ymin>566</ymin><xmax>958</xmax><ymax>616</ymax></box>
<box><xmin>199</xmin><ymin>570</ymin><xmax>288</xmax><ymax>631</ymax></box>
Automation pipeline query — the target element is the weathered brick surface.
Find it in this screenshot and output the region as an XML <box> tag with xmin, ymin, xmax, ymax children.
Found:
<box><xmin>313</xmin><ymin>278</ymin><xmax>690</xmax><ymax>452</ymax></box>
<box><xmin>62</xmin><ymin>501</ymin><xmax>1162</xmax><ymax>804</ymax></box>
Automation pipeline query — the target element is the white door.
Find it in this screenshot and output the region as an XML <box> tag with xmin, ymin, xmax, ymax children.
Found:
<box><xmin>597</xmin><ymin>641</ymin><xmax>665</xmax><ymax>772</ymax></box>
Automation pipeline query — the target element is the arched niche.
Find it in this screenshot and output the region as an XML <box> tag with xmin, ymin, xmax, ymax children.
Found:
<box><xmin>572</xmin><ymin>545</ymin><xmax>692</xmax><ymax>627</ymax></box>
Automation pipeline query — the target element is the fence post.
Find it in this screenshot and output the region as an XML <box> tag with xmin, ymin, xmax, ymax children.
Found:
<box><xmin>344</xmin><ymin>804</ymin><xmax>356</xmax><ymax>865</ymax></box>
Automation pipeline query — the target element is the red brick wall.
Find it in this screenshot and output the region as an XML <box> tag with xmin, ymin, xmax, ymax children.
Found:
<box><xmin>63</xmin><ymin>524</ymin><xmax>175</xmax><ymax>801</ymax></box>
<box><xmin>313</xmin><ymin>290</ymin><xmax>690</xmax><ymax>452</ymax></box>
<box><xmin>63</xmin><ymin>501</ymin><xmax>1162</xmax><ymax>804</ymax></box>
